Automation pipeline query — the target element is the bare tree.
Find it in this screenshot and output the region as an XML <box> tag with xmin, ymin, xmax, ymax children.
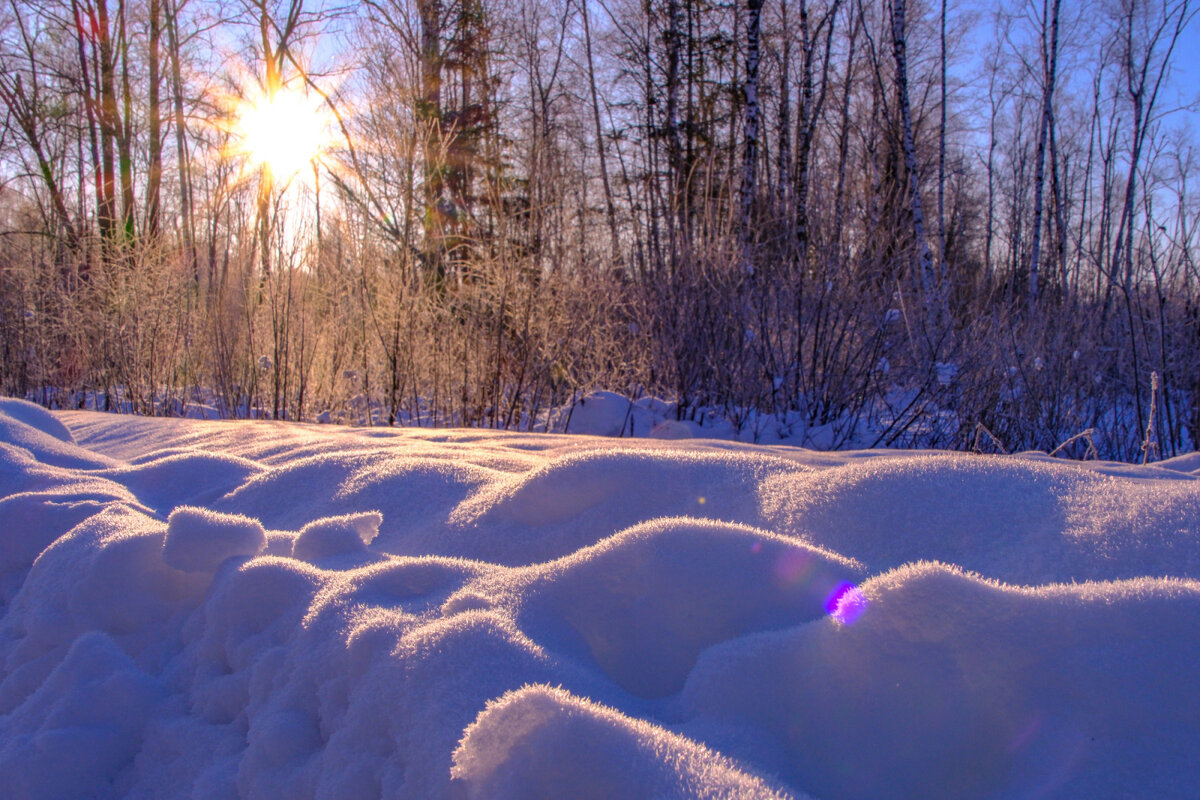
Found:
<box><xmin>1028</xmin><ymin>0</ymin><xmax>1061</xmax><ymax>302</ymax></box>
<box><xmin>740</xmin><ymin>0</ymin><xmax>765</xmax><ymax>250</ymax></box>
<box><xmin>889</xmin><ymin>0</ymin><xmax>941</xmax><ymax>347</ymax></box>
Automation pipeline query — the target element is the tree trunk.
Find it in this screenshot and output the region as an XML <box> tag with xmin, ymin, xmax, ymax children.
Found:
<box><xmin>146</xmin><ymin>0</ymin><xmax>163</xmax><ymax>238</ymax></box>
<box><xmin>71</xmin><ymin>0</ymin><xmax>104</xmax><ymax>255</ymax></box>
<box><xmin>97</xmin><ymin>0</ymin><xmax>119</xmax><ymax>248</ymax></box>
<box><xmin>1028</xmin><ymin>0</ymin><xmax>1061</xmax><ymax>303</ymax></box>
<box><xmin>832</xmin><ymin>3</ymin><xmax>859</xmax><ymax>252</ymax></box>
<box><xmin>740</xmin><ymin>0</ymin><xmax>765</xmax><ymax>251</ymax></box>
<box><xmin>664</xmin><ymin>0</ymin><xmax>685</xmax><ymax>238</ymax></box>
<box><xmin>118</xmin><ymin>0</ymin><xmax>136</xmax><ymax>240</ymax></box>
<box><xmin>418</xmin><ymin>0</ymin><xmax>445</xmax><ymax>283</ymax></box>
<box><xmin>890</xmin><ymin>0</ymin><xmax>942</xmax><ymax>344</ymax></box>
<box><xmin>0</xmin><ymin>76</ymin><xmax>77</xmax><ymax>249</ymax></box>
<box><xmin>936</xmin><ymin>0</ymin><xmax>946</xmax><ymax>270</ymax></box>
<box><xmin>793</xmin><ymin>0</ymin><xmax>839</xmax><ymax>267</ymax></box>
<box><xmin>165</xmin><ymin>0</ymin><xmax>198</xmax><ymax>284</ymax></box>
<box><xmin>777</xmin><ymin>0</ymin><xmax>792</xmax><ymax>213</ymax></box>
<box><xmin>580</xmin><ymin>0</ymin><xmax>619</xmax><ymax>261</ymax></box>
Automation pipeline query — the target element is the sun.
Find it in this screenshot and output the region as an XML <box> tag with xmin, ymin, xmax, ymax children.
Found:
<box><xmin>234</xmin><ymin>86</ymin><xmax>331</xmax><ymax>183</ymax></box>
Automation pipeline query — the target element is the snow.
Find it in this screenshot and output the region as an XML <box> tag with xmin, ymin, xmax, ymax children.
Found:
<box><xmin>162</xmin><ymin>508</ymin><xmax>267</xmax><ymax>574</ymax></box>
<box><xmin>1</xmin><ymin>397</ymin><xmax>1198</xmax><ymax>798</ymax></box>
<box><xmin>564</xmin><ymin>390</ymin><xmax>633</xmax><ymax>437</ymax></box>
<box><xmin>452</xmin><ymin>684</ymin><xmax>799</xmax><ymax>799</ymax></box>
<box><xmin>292</xmin><ymin>512</ymin><xmax>381</xmax><ymax>562</ymax></box>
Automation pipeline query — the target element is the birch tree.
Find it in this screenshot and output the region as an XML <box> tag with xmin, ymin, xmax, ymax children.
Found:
<box><xmin>740</xmin><ymin>0</ymin><xmax>764</xmax><ymax>249</ymax></box>
<box><xmin>1027</xmin><ymin>0</ymin><xmax>1061</xmax><ymax>303</ymax></box>
<box><xmin>889</xmin><ymin>0</ymin><xmax>942</xmax><ymax>345</ymax></box>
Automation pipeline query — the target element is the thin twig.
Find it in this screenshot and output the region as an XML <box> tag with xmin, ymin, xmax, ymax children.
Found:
<box><xmin>972</xmin><ymin>422</ymin><xmax>1007</xmax><ymax>454</ymax></box>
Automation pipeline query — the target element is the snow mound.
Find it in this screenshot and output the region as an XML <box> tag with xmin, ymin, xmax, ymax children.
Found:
<box><xmin>450</xmin><ymin>448</ymin><xmax>805</xmax><ymax>564</ymax></box>
<box><xmin>682</xmin><ymin>562</ymin><xmax>1200</xmax><ymax>799</ymax></box>
<box><xmin>101</xmin><ymin>451</ymin><xmax>264</xmax><ymax>514</ymax></box>
<box><xmin>292</xmin><ymin>512</ymin><xmax>382</xmax><ymax>562</ymax></box>
<box><xmin>330</xmin><ymin>458</ymin><xmax>496</xmax><ymax>555</ymax></box>
<box><xmin>0</xmin><ymin>630</ymin><xmax>166</xmax><ymax>800</ymax></box>
<box><xmin>162</xmin><ymin>507</ymin><xmax>266</xmax><ymax>573</ymax></box>
<box><xmin>0</xmin><ymin>492</ymin><xmax>115</xmax><ymax>608</ymax></box>
<box><xmin>0</xmin><ymin>398</ymin><xmax>75</xmax><ymax>443</ymax></box>
<box><xmin>503</xmin><ymin>518</ymin><xmax>861</xmax><ymax>697</ymax></box>
<box><xmin>215</xmin><ymin>454</ymin><xmax>494</xmax><ymax>558</ymax></box>
<box><xmin>564</xmin><ymin>390</ymin><xmax>633</xmax><ymax>436</ymax></box>
<box><xmin>761</xmin><ymin>453</ymin><xmax>1200</xmax><ymax>583</ymax></box>
<box><xmin>0</xmin><ymin>401</ymin><xmax>117</xmax><ymax>470</ymax></box>
<box><xmin>0</xmin><ymin>408</ymin><xmax>1197</xmax><ymax>799</ymax></box>
<box><xmin>1158</xmin><ymin>451</ymin><xmax>1200</xmax><ymax>473</ymax></box>
<box><xmin>452</xmin><ymin>684</ymin><xmax>799</xmax><ymax>799</ymax></box>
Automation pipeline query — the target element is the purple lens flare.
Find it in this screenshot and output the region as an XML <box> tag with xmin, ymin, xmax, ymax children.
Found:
<box><xmin>824</xmin><ymin>581</ymin><xmax>868</xmax><ymax>624</ymax></box>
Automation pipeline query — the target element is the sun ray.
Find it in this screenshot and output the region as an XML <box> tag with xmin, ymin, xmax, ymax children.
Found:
<box><xmin>232</xmin><ymin>83</ymin><xmax>333</xmax><ymax>186</ymax></box>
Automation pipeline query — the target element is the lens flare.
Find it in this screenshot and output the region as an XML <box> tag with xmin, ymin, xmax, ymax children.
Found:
<box><xmin>824</xmin><ymin>581</ymin><xmax>868</xmax><ymax>625</ymax></box>
<box><xmin>772</xmin><ymin>549</ymin><xmax>813</xmax><ymax>586</ymax></box>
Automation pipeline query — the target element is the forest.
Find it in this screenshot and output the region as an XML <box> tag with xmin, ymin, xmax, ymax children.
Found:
<box><xmin>0</xmin><ymin>0</ymin><xmax>1196</xmax><ymax>460</ymax></box>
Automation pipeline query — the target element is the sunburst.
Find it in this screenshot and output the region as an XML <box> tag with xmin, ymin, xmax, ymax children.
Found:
<box><xmin>232</xmin><ymin>84</ymin><xmax>332</xmax><ymax>185</ymax></box>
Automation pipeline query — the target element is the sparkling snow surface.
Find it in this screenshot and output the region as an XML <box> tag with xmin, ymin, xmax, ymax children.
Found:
<box><xmin>2</xmin><ymin>398</ymin><xmax>1199</xmax><ymax>798</ymax></box>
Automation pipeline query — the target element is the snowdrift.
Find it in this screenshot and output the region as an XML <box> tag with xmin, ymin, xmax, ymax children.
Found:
<box><xmin>2</xmin><ymin>398</ymin><xmax>1199</xmax><ymax>798</ymax></box>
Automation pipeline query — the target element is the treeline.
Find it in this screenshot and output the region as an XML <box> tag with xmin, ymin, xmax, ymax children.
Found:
<box><xmin>0</xmin><ymin>0</ymin><xmax>1197</xmax><ymax>459</ymax></box>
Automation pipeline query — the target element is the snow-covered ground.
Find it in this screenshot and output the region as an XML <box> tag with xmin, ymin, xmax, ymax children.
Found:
<box><xmin>1</xmin><ymin>398</ymin><xmax>1199</xmax><ymax>798</ymax></box>
<box><xmin>52</xmin><ymin>387</ymin><xmax>928</xmax><ymax>450</ymax></box>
